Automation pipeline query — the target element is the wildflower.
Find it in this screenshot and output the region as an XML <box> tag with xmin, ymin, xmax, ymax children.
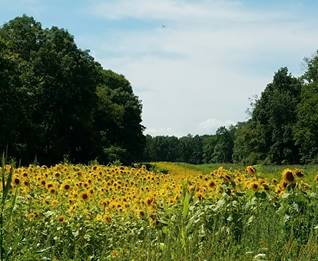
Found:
<box><xmin>251</xmin><ymin>182</ymin><xmax>259</xmax><ymax>191</ymax></box>
<box><xmin>95</xmin><ymin>214</ymin><xmax>103</xmax><ymax>221</ymax></box>
<box><xmin>246</xmin><ymin>166</ymin><xmax>256</xmax><ymax>174</ymax></box>
<box><xmin>51</xmin><ymin>199</ymin><xmax>59</xmax><ymax>206</ymax></box>
<box><xmin>81</xmin><ymin>192</ymin><xmax>89</xmax><ymax>200</ymax></box>
<box><xmin>282</xmin><ymin>169</ymin><xmax>295</xmax><ymax>183</ymax></box>
<box><xmin>26</xmin><ymin>212</ymin><xmax>36</xmax><ymax>220</ymax></box>
<box><xmin>262</xmin><ymin>183</ymin><xmax>270</xmax><ymax>191</ymax></box>
<box><xmin>58</xmin><ymin>215</ymin><xmax>65</xmax><ymax>223</ymax></box>
<box><xmin>13</xmin><ymin>177</ymin><xmax>20</xmax><ymax>185</ymax></box>
<box><xmin>146</xmin><ymin>197</ymin><xmax>154</xmax><ymax>206</ymax></box>
<box><xmin>111</xmin><ymin>250</ymin><xmax>118</xmax><ymax>257</ymax></box>
<box><xmin>149</xmin><ymin>213</ymin><xmax>159</xmax><ymax>225</ymax></box>
<box><xmin>197</xmin><ymin>192</ymin><xmax>204</xmax><ymax>200</ymax></box>
<box><xmin>294</xmin><ymin>169</ymin><xmax>304</xmax><ymax>178</ymax></box>
<box><xmin>139</xmin><ymin>210</ymin><xmax>145</xmax><ymax>218</ymax></box>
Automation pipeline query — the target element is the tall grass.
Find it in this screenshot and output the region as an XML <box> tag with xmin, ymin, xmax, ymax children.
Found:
<box><xmin>175</xmin><ymin>162</ymin><xmax>318</xmax><ymax>184</ymax></box>
<box><xmin>0</xmin><ymin>154</ymin><xmax>14</xmax><ymax>261</ymax></box>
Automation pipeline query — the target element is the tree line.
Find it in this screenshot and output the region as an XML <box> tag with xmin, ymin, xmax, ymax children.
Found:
<box><xmin>144</xmin><ymin>55</ymin><xmax>318</xmax><ymax>165</ymax></box>
<box><xmin>2</xmin><ymin>16</ymin><xmax>318</xmax><ymax>166</ymax></box>
<box><xmin>0</xmin><ymin>16</ymin><xmax>145</xmax><ymax>165</ymax></box>
<box><xmin>143</xmin><ymin>127</ymin><xmax>234</xmax><ymax>164</ymax></box>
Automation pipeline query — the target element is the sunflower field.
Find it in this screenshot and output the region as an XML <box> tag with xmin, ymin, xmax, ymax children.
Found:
<box><xmin>1</xmin><ymin>160</ymin><xmax>318</xmax><ymax>260</ymax></box>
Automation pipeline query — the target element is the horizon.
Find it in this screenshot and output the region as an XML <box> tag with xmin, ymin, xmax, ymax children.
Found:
<box><xmin>1</xmin><ymin>0</ymin><xmax>318</xmax><ymax>137</ymax></box>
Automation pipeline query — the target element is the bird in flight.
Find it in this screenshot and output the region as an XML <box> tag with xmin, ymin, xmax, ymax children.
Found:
<box><xmin>161</xmin><ymin>24</ymin><xmax>166</xmax><ymax>29</ymax></box>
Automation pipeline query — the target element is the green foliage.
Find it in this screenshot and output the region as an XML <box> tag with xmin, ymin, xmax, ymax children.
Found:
<box><xmin>303</xmin><ymin>50</ymin><xmax>318</xmax><ymax>83</ymax></box>
<box><xmin>143</xmin><ymin>57</ymin><xmax>318</xmax><ymax>166</ymax></box>
<box><xmin>179</xmin><ymin>135</ymin><xmax>203</xmax><ymax>164</ymax></box>
<box><xmin>3</xmin><ymin>177</ymin><xmax>318</xmax><ymax>260</ymax></box>
<box><xmin>0</xmin><ymin>15</ymin><xmax>144</xmax><ymax>165</ymax></box>
<box><xmin>294</xmin><ymin>51</ymin><xmax>318</xmax><ymax>163</ymax></box>
<box><xmin>232</xmin><ymin>53</ymin><xmax>318</xmax><ymax>165</ymax></box>
<box><xmin>252</xmin><ymin>68</ymin><xmax>301</xmax><ymax>163</ymax></box>
<box><xmin>233</xmin><ymin>68</ymin><xmax>302</xmax><ymax>164</ymax></box>
<box><xmin>0</xmin><ymin>155</ymin><xmax>15</xmax><ymax>260</ymax></box>
<box><xmin>143</xmin><ymin>131</ymin><xmax>234</xmax><ymax>164</ymax></box>
<box><xmin>144</xmin><ymin>135</ymin><xmax>204</xmax><ymax>164</ymax></box>
<box><xmin>294</xmin><ymin>83</ymin><xmax>318</xmax><ymax>162</ymax></box>
<box><xmin>143</xmin><ymin>135</ymin><xmax>180</xmax><ymax>162</ymax></box>
<box><xmin>211</xmin><ymin>126</ymin><xmax>234</xmax><ymax>163</ymax></box>
<box><xmin>202</xmin><ymin>135</ymin><xmax>217</xmax><ymax>163</ymax></box>
<box><xmin>232</xmin><ymin>121</ymin><xmax>261</xmax><ymax>164</ymax></box>
<box><xmin>94</xmin><ymin>70</ymin><xmax>145</xmax><ymax>164</ymax></box>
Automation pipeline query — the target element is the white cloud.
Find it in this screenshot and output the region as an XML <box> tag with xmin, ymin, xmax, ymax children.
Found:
<box><xmin>86</xmin><ymin>0</ymin><xmax>318</xmax><ymax>136</ymax></box>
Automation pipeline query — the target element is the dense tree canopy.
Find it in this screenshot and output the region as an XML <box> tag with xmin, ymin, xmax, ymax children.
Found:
<box><xmin>294</xmin><ymin>83</ymin><xmax>318</xmax><ymax>162</ymax></box>
<box><xmin>94</xmin><ymin>69</ymin><xmax>145</xmax><ymax>163</ymax></box>
<box><xmin>0</xmin><ymin>15</ymin><xmax>144</xmax><ymax>165</ymax></box>
<box><xmin>236</xmin><ymin>68</ymin><xmax>302</xmax><ymax>164</ymax></box>
<box><xmin>143</xmin><ymin>128</ymin><xmax>233</xmax><ymax>164</ymax></box>
<box><xmin>211</xmin><ymin>126</ymin><xmax>234</xmax><ymax>163</ymax></box>
<box><xmin>294</xmin><ymin>53</ymin><xmax>318</xmax><ymax>163</ymax></box>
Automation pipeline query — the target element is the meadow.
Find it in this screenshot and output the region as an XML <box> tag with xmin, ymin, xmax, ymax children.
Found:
<box><xmin>1</xmin><ymin>160</ymin><xmax>318</xmax><ymax>260</ymax></box>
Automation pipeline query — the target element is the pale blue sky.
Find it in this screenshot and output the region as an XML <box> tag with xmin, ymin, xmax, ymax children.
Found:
<box><xmin>1</xmin><ymin>0</ymin><xmax>318</xmax><ymax>136</ymax></box>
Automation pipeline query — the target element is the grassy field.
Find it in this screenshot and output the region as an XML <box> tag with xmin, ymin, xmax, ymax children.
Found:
<box><xmin>171</xmin><ymin>162</ymin><xmax>318</xmax><ymax>182</ymax></box>
<box><xmin>1</xmin><ymin>161</ymin><xmax>318</xmax><ymax>260</ymax></box>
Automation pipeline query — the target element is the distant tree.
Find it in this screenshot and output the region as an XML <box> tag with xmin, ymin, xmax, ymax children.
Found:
<box><xmin>143</xmin><ymin>135</ymin><xmax>181</xmax><ymax>162</ymax></box>
<box><xmin>179</xmin><ymin>135</ymin><xmax>203</xmax><ymax>164</ymax></box>
<box><xmin>294</xmin><ymin>52</ymin><xmax>318</xmax><ymax>162</ymax></box>
<box><xmin>189</xmin><ymin>135</ymin><xmax>203</xmax><ymax>164</ymax></box>
<box><xmin>201</xmin><ymin>135</ymin><xmax>217</xmax><ymax>163</ymax></box>
<box><xmin>251</xmin><ymin>68</ymin><xmax>301</xmax><ymax>164</ymax></box>
<box><xmin>232</xmin><ymin>121</ymin><xmax>263</xmax><ymax>164</ymax></box>
<box><xmin>211</xmin><ymin>127</ymin><xmax>233</xmax><ymax>163</ymax></box>
<box><xmin>294</xmin><ymin>83</ymin><xmax>318</xmax><ymax>162</ymax></box>
<box><xmin>303</xmin><ymin>51</ymin><xmax>318</xmax><ymax>84</ymax></box>
<box><xmin>143</xmin><ymin>134</ymin><xmax>204</xmax><ymax>164</ymax></box>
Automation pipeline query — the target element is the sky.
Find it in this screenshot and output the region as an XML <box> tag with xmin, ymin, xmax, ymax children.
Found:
<box><xmin>1</xmin><ymin>0</ymin><xmax>318</xmax><ymax>137</ymax></box>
